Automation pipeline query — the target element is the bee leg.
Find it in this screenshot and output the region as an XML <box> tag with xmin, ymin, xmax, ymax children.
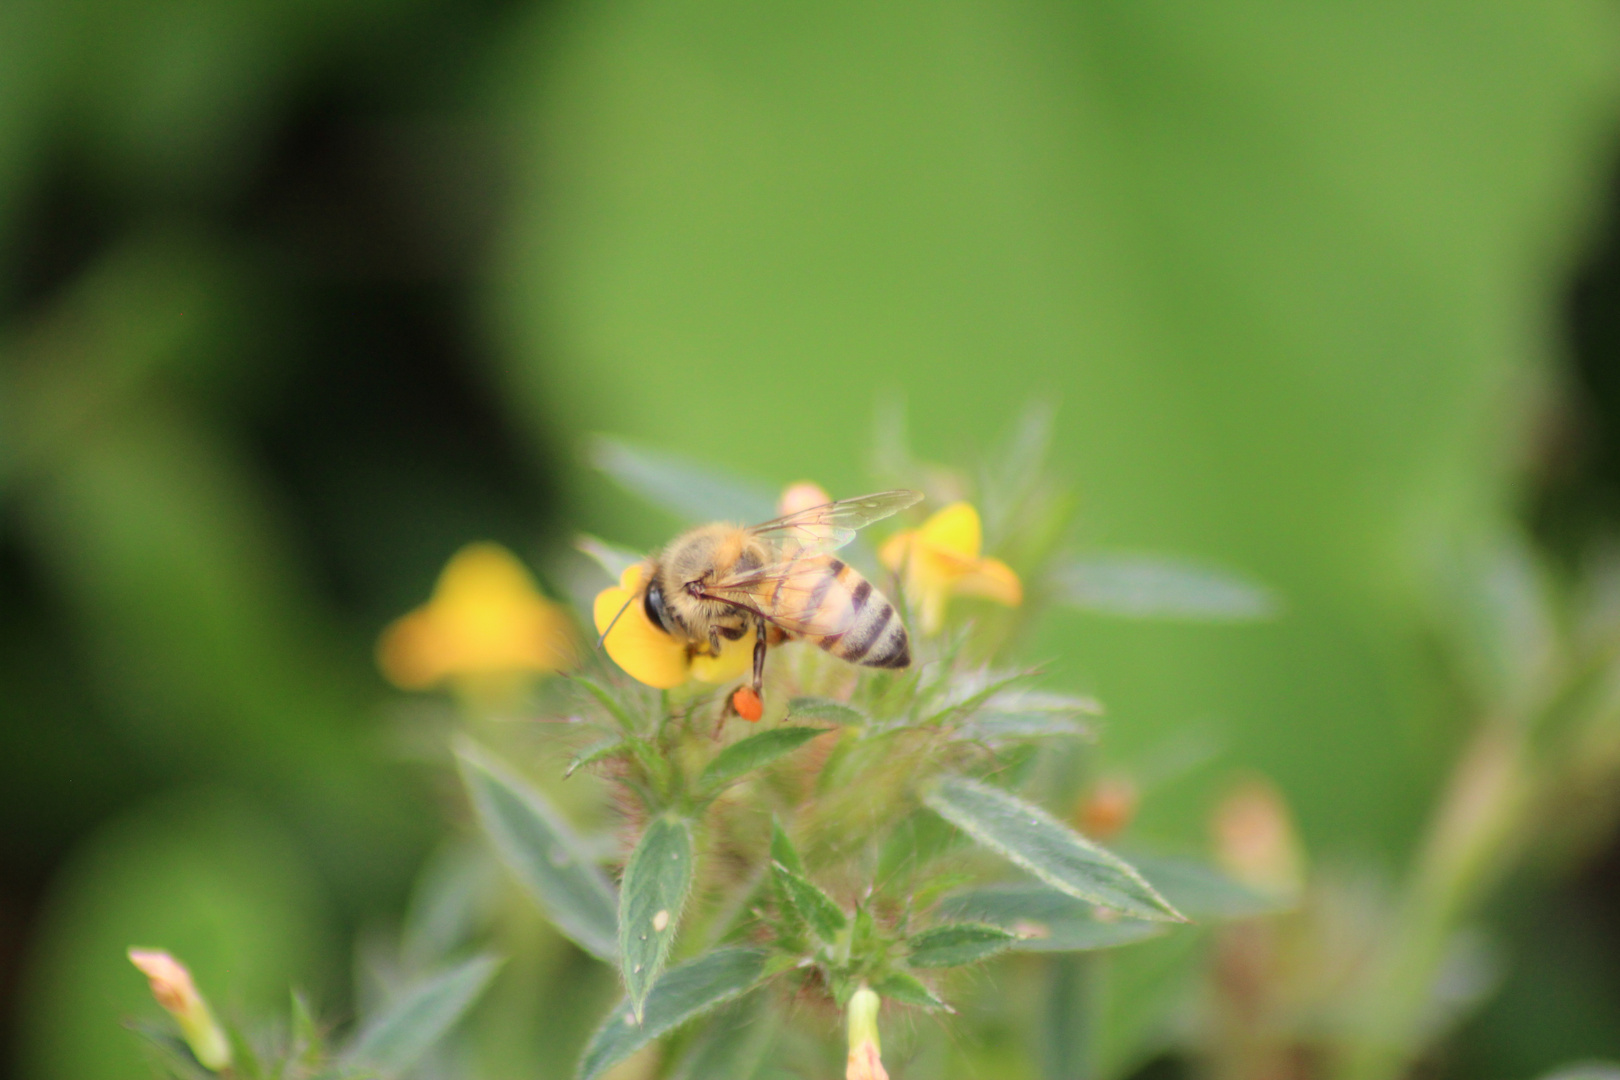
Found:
<box><xmin>751</xmin><ymin>617</ymin><xmax>768</xmax><ymax>695</ymax></box>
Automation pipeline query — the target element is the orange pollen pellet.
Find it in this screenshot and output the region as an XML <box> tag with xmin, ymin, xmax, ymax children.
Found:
<box><xmin>732</xmin><ymin>686</ymin><xmax>764</xmax><ymax>722</ymax></box>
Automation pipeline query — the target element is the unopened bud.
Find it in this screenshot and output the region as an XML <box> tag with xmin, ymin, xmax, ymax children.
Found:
<box><xmin>128</xmin><ymin>949</ymin><xmax>232</xmax><ymax>1071</ymax></box>
<box><xmin>778</xmin><ymin>482</ymin><xmax>833</xmax><ymax>517</ymax></box>
<box><xmin>846</xmin><ymin>985</ymin><xmax>888</xmax><ymax>1080</ymax></box>
<box><xmin>1077</xmin><ymin>775</ymin><xmax>1138</xmax><ymax>839</ymax></box>
<box><xmin>1212</xmin><ymin>778</ymin><xmax>1305</xmax><ymax>897</ymax></box>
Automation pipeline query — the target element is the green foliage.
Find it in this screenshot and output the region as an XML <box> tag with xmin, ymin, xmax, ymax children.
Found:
<box><xmin>345</xmin><ymin>954</ymin><xmax>503</xmax><ymax>1075</ymax></box>
<box><xmin>771</xmin><ymin>862</ymin><xmax>848</xmax><ymax>944</ymax></box>
<box><xmin>131</xmin><ymin>953</ymin><xmax>499</xmax><ymax>1080</ymax></box>
<box><xmin>924</xmin><ymin>777</ymin><xmax>1184</xmax><ymax>922</ymax></box>
<box><xmin>577</xmin><ymin>950</ymin><xmax>770</xmax><ymax>1080</ymax></box>
<box><xmin>699</xmin><ymin>726</ymin><xmax>831</xmax><ymax>792</ymax></box>
<box><xmin>903</xmin><ymin>923</ymin><xmax>1018</xmax><ymax>968</ymax></box>
<box><xmin>456</xmin><ymin>746</ymin><xmax>619</xmax><ymax>962</ymax></box>
<box><xmin>618</xmin><ymin>816</ymin><xmax>695</xmax><ymax>1021</ymax></box>
<box><xmin>943</xmin><ymin>887</ymin><xmax>1171</xmax><ymax>952</ymax></box>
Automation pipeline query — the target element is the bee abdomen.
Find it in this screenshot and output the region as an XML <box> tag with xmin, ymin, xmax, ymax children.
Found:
<box><xmin>826</xmin><ymin>576</ymin><xmax>910</xmax><ymax>670</ymax></box>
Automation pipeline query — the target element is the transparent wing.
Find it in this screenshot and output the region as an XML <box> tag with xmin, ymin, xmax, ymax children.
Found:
<box><xmin>703</xmin><ymin>555</ymin><xmax>865</xmax><ymax>637</ymax></box>
<box><xmin>745</xmin><ymin>489</ymin><xmax>923</xmax><ymax>558</ymax></box>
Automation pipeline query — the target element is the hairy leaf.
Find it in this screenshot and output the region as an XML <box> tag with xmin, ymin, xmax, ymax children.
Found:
<box><xmin>936</xmin><ymin>885</ymin><xmax>1171</xmax><ymax>951</ymax></box>
<box><xmin>701</xmin><ymin>726</ymin><xmax>830</xmax><ymax>791</ymax></box>
<box><xmin>619</xmin><ymin>816</ymin><xmax>695</xmax><ymax>1020</ymax></box>
<box><xmin>924</xmin><ymin>777</ymin><xmax>1183</xmax><ymax>922</ymax></box>
<box><xmin>904</xmin><ymin>922</ymin><xmax>1018</xmax><ymax>968</ymax></box>
<box><xmin>578</xmin><ymin>949</ymin><xmax>770</xmax><ymax>1080</ymax></box>
<box><xmin>872</xmin><ymin>971</ymin><xmax>947</xmax><ymax>1011</ymax></box>
<box><xmin>566</xmin><ymin>737</ymin><xmax>632</xmax><ymax>778</ymax></box>
<box><xmin>668</xmin><ymin>994</ymin><xmax>779</xmax><ymax>1080</ymax></box>
<box><xmin>347</xmin><ymin>954</ymin><xmax>502</xmax><ymax>1074</ymax></box>
<box><xmin>457</xmin><ymin>744</ymin><xmax>619</xmax><ymax>960</ymax></box>
<box><xmin>769</xmin><ymin>818</ymin><xmax>804</xmax><ymax>875</ymax></box>
<box><xmin>772</xmin><ymin>862</ymin><xmax>847</xmax><ymax>943</ymax></box>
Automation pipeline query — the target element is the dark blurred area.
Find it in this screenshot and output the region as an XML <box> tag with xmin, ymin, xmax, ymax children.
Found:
<box><xmin>4</xmin><ymin>1</ymin><xmax>1620</xmax><ymax>1078</ymax></box>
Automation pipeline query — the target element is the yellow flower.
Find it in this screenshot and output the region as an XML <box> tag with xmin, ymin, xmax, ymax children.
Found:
<box><xmin>593</xmin><ymin>563</ymin><xmax>751</xmax><ymax>689</ymax></box>
<box><xmin>377</xmin><ymin>543</ymin><xmax>578</xmax><ymax>691</ymax></box>
<box><xmin>878</xmin><ymin>502</ymin><xmax>1022</xmax><ymax>634</ymax></box>
<box><xmin>128</xmin><ymin>949</ymin><xmax>231</xmax><ymax>1071</ymax></box>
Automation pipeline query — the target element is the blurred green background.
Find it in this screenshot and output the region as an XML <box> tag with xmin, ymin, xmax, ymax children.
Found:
<box><xmin>4</xmin><ymin>1</ymin><xmax>1620</xmax><ymax>1078</ymax></box>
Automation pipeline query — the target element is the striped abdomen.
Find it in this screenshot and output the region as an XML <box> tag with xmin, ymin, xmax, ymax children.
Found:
<box><xmin>784</xmin><ymin>556</ymin><xmax>910</xmax><ymax>670</ymax></box>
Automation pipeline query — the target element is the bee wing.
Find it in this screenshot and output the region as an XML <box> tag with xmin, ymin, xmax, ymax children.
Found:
<box><xmin>703</xmin><ymin>557</ymin><xmax>864</xmax><ymax>637</ymax></box>
<box><xmin>746</xmin><ymin>489</ymin><xmax>924</xmax><ymax>558</ymax></box>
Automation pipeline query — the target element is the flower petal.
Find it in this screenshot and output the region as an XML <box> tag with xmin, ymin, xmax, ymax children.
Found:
<box><xmin>594</xmin><ymin>571</ymin><xmax>691</xmax><ymax>689</ymax></box>
<box><xmin>377</xmin><ymin>609</ymin><xmax>450</xmax><ymax>689</ymax></box>
<box><xmin>689</xmin><ymin>635</ymin><xmax>752</xmax><ymax>683</ymax></box>
<box><xmin>878</xmin><ymin>531</ymin><xmax>914</xmax><ymax>573</ymax></box>
<box><xmin>378</xmin><ymin>543</ymin><xmax>578</xmax><ymax>690</ymax></box>
<box><xmin>917</xmin><ymin>502</ymin><xmax>983</xmax><ymax>560</ymax></box>
<box><xmin>952</xmin><ymin>557</ymin><xmax>1023</xmax><ymax>607</ymax></box>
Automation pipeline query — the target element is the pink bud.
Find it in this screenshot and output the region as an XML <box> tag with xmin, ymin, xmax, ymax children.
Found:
<box><xmin>128</xmin><ymin>949</ymin><xmax>232</xmax><ymax>1070</ymax></box>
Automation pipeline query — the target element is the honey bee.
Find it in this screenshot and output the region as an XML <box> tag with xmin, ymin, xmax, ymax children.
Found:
<box><xmin>609</xmin><ymin>490</ymin><xmax>923</xmax><ymax>712</ymax></box>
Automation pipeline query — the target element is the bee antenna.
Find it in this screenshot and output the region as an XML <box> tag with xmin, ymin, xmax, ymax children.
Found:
<box><xmin>596</xmin><ymin>591</ymin><xmax>637</xmax><ymax>649</ymax></box>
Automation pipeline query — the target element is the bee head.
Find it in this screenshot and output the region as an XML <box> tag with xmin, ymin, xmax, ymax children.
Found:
<box><xmin>642</xmin><ymin>579</ymin><xmax>676</xmax><ymax>635</ymax></box>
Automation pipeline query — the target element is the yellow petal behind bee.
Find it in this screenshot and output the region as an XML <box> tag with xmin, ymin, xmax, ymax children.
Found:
<box><xmin>952</xmin><ymin>556</ymin><xmax>1023</xmax><ymax>606</ymax></box>
<box><xmin>917</xmin><ymin>501</ymin><xmax>983</xmax><ymax>559</ymax></box>
<box><xmin>881</xmin><ymin>502</ymin><xmax>1021</xmax><ymax>635</ymax></box>
<box><xmin>689</xmin><ymin>636</ymin><xmax>752</xmax><ymax>683</ymax></box>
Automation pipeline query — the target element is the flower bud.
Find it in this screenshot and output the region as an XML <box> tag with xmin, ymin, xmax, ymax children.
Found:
<box><xmin>1077</xmin><ymin>775</ymin><xmax>1138</xmax><ymax>840</ymax></box>
<box><xmin>778</xmin><ymin>481</ymin><xmax>834</xmax><ymax>516</ymax></box>
<box><xmin>128</xmin><ymin>949</ymin><xmax>232</xmax><ymax>1071</ymax></box>
<box><xmin>1211</xmin><ymin>778</ymin><xmax>1305</xmax><ymax>897</ymax></box>
<box><xmin>845</xmin><ymin>985</ymin><xmax>888</xmax><ymax>1080</ymax></box>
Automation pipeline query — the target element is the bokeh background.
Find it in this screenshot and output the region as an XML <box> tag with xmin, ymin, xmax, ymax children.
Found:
<box><xmin>5</xmin><ymin>1</ymin><xmax>1620</xmax><ymax>1078</ymax></box>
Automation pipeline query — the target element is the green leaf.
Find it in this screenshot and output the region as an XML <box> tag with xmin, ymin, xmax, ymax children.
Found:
<box><xmin>567</xmin><ymin>737</ymin><xmax>632</xmax><ymax>778</ymax></box>
<box><xmin>668</xmin><ymin>994</ymin><xmax>779</xmax><ymax>1080</ymax></box>
<box><xmin>904</xmin><ymin>922</ymin><xmax>1018</xmax><ymax>968</ymax></box>
<box><xmin>923</xmin><ymin>777</ymin><xmax>1184</xmax><ymax>923</ymax></box>
<box><xmin>578</xmin><ymin>949</ymin><xmax>770</xmax><ymax>1080</ymax></box>
<box><xmin>787</xmin><ymin>697</ymin><xmax>866</xmax><ymax>724</ymax></box>
<box><xmin>590</xmin><ymin>435</ymin><xmax>776</xmax><ymax>524</ymax></box>
<box><xmin>1127</xmin><ymin>854</ymin><xmax>1292</xmax><ymax>920</ymax></box>
<box><xmin>290</xmin><ymin>991</ymin><xmax>325</xmax><ymax>1070</ymax></box>
<box><xmin>457</xmin><ymin>744</ymin><xmax>620</xmax><ymax>961</ymax></box>
<box><xmin>619</xmin><ymin>816</ymin><xmax>695</xmax><ymax>1021</ymax></box>
<box><xmin>346</xmin><ymin>954</ymin><xmax>503</xmax><ymax>1074</ymax></box>
<box><xmin>701</xmin><ymin>726</ymin><xmax>830</xmax><ymax>791</ymax></box>
<box><xmin>772</xmin><ymin>862</ymin><xmax>847</xmax><ymax>943</ymax></box>
<box><xmin>935</xmin><ymin>885</ymin><xmax>1171</xmax><ymax>952</ymax></box>
<box><xmin>575</xmin><ymin>534</ymin><xmax>646</xmax><ymax>583</ymax></box>
<box><xmin>769</xmin><ymin>818</ymin><xmax>804</xmax><ymax>875</ymax></box>
<box><xmin>566</xmin><ymin>675</ymin><xmax>640</xmax><ymax>736</ymax></box>
<box><xmin>872</xmin><ymin>971</ymin><xmax>947</xmax><ymax>1011</ymax></box>
<box><xmin>1053</xmin><ymin>554</ymin><xmax>1280</xmax><ymax>621</ymax></box>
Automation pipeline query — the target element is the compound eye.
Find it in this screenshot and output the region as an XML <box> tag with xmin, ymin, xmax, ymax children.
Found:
<box><xmin>642</xmin><ymin>580</ymin><xmax>675</xmax><ymax>634</ymax></box>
